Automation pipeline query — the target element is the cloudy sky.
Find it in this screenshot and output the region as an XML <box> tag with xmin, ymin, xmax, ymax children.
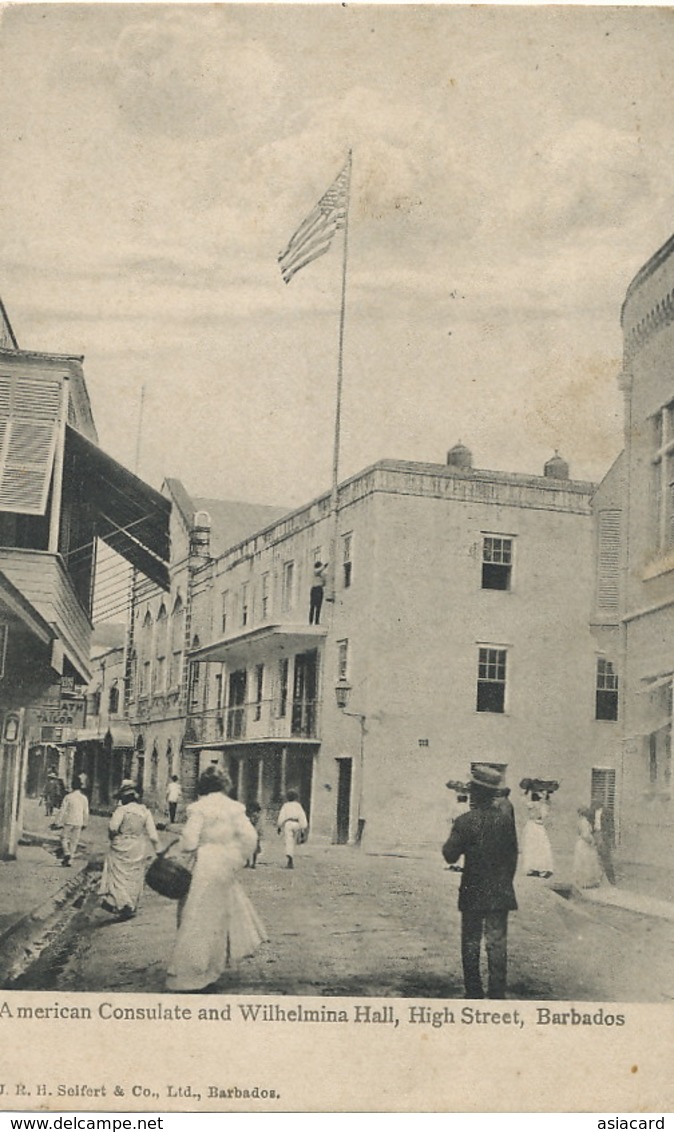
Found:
<box><xmin>1</xmin><ymin>4</ymin><xmax>673</xmax><ymax>508</ymax></box>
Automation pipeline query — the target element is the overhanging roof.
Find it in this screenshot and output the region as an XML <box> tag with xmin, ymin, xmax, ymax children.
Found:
<box><xmin>190</xmin><ymin>623</ymin><xmax>327</xmax><ymax>665</ymax></box>
<box><xmin>0</xmin><ymin>568</ymin><xmax>53</xmax><ymax>644</ymax></box>
<box><xmin>65</xmin><ymin>426</ymin><xmax>170</xmax><ymax>590</ymax></box>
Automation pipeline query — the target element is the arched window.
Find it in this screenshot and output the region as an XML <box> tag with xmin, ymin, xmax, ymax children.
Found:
<box><xmin>169</xmin><ymin>595</ymin><xmax>185</xmax><ymax>690</ymax></box>
<box><xmin>108</xmin><ymin>682</ymin><xmax>120</xmax><ymax>715</ymax></box>
<box><xmin>140</xmin><ymin>609</ymin><xmax>153</xmax><ymax>695</ymax></box>
<box><xmin>188</xmin><ymin>635</ymin><xmax>201</xmax><ymax>713</ymax></box>
<box><xmin>154</xmin><ymin>604</ymin><xmax>168</xmax><ymax>694</ymax></box>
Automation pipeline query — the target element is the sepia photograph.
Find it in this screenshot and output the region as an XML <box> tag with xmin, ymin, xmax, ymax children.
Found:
<box><xmin>0</xmin><ymin>1</ymin><xmax>673</xmax><ymax>1113</ymax></box>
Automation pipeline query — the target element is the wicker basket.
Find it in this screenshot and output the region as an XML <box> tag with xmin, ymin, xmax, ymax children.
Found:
<box><xmin>146</xmin><ymin>842</ymin><xmax>192</xmax><ymax>900</ymax></box>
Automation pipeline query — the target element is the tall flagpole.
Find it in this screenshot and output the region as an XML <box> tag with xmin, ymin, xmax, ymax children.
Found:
<box><xmin>329</xmin><ymin>149</ymin><xmax>352</xmax><ymax>600</ymax></box>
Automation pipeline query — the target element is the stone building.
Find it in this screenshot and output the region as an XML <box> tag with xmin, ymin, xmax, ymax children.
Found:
<box><xmin>126</xmin><ymin>479</ymin><xmax>287</xmax><ymax>816</ymax></box>
<box><xmin>166</xmin><ymin>447</ymin><xmax>619</xmax><ymax>855</ymax></box>
<box><xmin>615</xmin><ymin>232</ymin><xmax>674</xmax><ymax>865</ymax></box>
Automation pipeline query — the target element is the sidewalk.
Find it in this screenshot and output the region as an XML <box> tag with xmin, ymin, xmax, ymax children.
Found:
<box><xmin>527</xmin><ymin>849</ymin><xmax>674</xmax><ymax>923</ymax></box>
<box><xmin>0</xmin><ymin>800</ymin><xmax>111</xmax><ymax>980</ymax></box>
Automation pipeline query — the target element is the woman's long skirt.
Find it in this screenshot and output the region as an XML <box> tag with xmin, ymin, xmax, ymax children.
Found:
<box><xmin>166</xmin><ymin>843</ymin><xmax>267</xmax><ymax>992</ymax></box>
<box><xmin>521</xmin><ymin>820</ymin><xmax>554</xmax><ymax>875</ymax></box>
<box><xmin>99</xmin><ymin>835</ymin><xmax>148</xmax><ymax>913</ymax></box>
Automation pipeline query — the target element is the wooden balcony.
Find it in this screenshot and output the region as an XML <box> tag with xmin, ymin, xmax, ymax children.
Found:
<box><xmin>0</xmin><ymin>548</ymin><xmax>92</xmax><ymax>682</ymax></box>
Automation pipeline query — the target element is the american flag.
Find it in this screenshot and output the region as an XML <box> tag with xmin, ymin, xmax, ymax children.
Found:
<box><xmin>278</xmin><ymin>160</ymin><xmax>350</xmax><ymax>284</ymax></box>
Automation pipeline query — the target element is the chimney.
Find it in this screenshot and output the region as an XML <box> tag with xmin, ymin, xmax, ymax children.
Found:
<box><xmin>447</xmin><ymin>441</ymin><xmax>473</xmax><ymax>470</ymax></box>
<box><xmin>544</xmin><ymin>452</ymin><xmax>570</xmax><ymax>480</ymax></box>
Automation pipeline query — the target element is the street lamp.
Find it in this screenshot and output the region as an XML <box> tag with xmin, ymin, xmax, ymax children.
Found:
<box><xmin>334</xmin><ymin>680</ymin><xmax>367</xmax><ymax>844</ymax></box>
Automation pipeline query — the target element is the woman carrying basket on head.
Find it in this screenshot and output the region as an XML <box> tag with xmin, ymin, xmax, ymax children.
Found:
<box><xmin>166</xmin><ymin>769</ymin><xmax>267</xmax><ymax>993</ymax></box>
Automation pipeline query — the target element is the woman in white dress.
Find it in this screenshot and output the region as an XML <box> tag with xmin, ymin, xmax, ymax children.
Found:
<box><xmin>521</xmin><ymin>791</ymin><xmax>554</xmax><ymax>878</ymax></box>
<box><xmin>166</xmin><ymin>769</ymin><xmax>267</xmax><ymax>992</ymax></box>
<box><xmin>100</xmin><ymin>783</ymin><xmax>159</xmax><ymax>919</ymax></box>
<box><xmin>572</xmin><ymin>807</ymin><xmax>603</xmax><ymax>889</ymax></box>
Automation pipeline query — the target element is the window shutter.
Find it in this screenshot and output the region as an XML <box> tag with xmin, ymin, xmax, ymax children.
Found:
<box><xmin>597</xmin><ymin>510</ymin><xmax>621</xmax><ymax>612</ymax></box>
<box><xmin>0</xmin><ymin>374</ymin><xmax>62</xmax><ymax>514</ymax></box>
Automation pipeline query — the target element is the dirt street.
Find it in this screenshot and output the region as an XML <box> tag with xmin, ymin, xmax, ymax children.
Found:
<box><xmin>14</xmin><ymin>839</ymin><xmax>674</xmax><ymax>1001</ymax></box>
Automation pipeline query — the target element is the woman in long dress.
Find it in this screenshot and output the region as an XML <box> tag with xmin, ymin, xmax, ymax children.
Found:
<box><xmin>100</xmin><ymin>783</ymin><xmax>159</xmax><ymax>919</ymax></box>
<box><xmin>572</xmin><ymin>807</ymin><xmax>603</xmax><ymax>889</ymax></box>
<box><xmin>522</xmin><ymin>792</ymin><xmax>554</xmax><ymax>877</ymax></box>
<box><xmin>166</xmin><ymin>769</ymin><xmax>267</xmax><ymax>992</ymax></box>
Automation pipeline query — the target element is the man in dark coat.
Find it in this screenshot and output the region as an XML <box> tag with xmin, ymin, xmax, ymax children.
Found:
<box><xmin>442</xmin><ymin>764</ymin><xmax>518</xmax><ymax>1000</ymax></box>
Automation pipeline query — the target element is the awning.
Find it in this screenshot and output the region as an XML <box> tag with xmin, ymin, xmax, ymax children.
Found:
<box><xmin>65</xmin><ymin>426</ymin><xmax>170</xmax><ymax>590</ymax></box>
<box><xmin>75</xmin><ymin>723</ymin><xmax>135</xmax><ymax>748</ymax></box>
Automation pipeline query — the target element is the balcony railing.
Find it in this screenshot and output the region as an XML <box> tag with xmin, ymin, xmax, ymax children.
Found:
<box><xmin>291</xmin><ymin>700</ymin><xmax>318</xmax><ymax>739</ymax></box>
<box><xmin>189</xmin><ymin>700</ymin><xmax>321</xmax><ymax>745</ymax></box>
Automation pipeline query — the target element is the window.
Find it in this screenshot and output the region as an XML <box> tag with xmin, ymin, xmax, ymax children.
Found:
<box><xmin>227</xmin><ymin>669</ymin><xmax>247</xmax><ymax>739</ymax></box>
<box><xmin>482</xmin><ymin>536</ymin><xmax>513</xmax><ymax>591</ymax></box>
<box><xmin>140</xmin><ymin>660</ymin><xmax>151</xmax><ymax>698</ymax></box>
<box><xmin>215</xmin><ymin>670</ymin><xmax>224</xmax><ymax>711</ymax></box>
<box><xmin>342</xmin><ymin>533</ymin><xmax>353</xmax><ymax>588</ymax></box>
<box><xmin>476</xmin><ymin>647</ymin><xmax>507</xmax><ymax>713</ymax></box>
<box><xmin>278</xmin><ymin>657</ymin><xmax>289</xmax><ymax>718</ymax></box>
<box><xmin>169</xmin><ymin>596</ymin><xmax>184</xmax><ymax>690</ymax></box>
<box><xmin>108</xmin><ymin>684</ymin><xmax>120</xmax><ymax>715</ymax></box>
<box><xmin>292</xmin><ymin>649</ymin><xmax>319</xmax><ymax>738</ymax></box>
<box><xmin>597</xmin><ymin>511</ymin><xmax>621</xmax><ymax>612</ymax></box>
<box><xmin>188</xmin><ymin>662</ymin><xmax>201</xmax><ymax>712</ymax></box>
<box><xmin>254</xmin><ymin>664</ymin><xmax>264</xmax><ymax>721</ymax></box>
<box><xmin>651</xmin><ymin>400</ymin><xmax>674</xmax><ymax>551</ymax></box>
<box><xmin>153</xmin><ymin>655</ymin><xmax>166</xmax><ymax>694</ymax></box>
<box><xmin>261</xmin><ymin>573</ymin><xmax>271</xmax><ymax>620</ymax></box>
<box><xmin>188</xmin><ymin>636</ymin><xmax>201</xmax><ymax>713</ymax></box>
<box><xmin>337</xmin><ymin>639</ymin><xmax>349</xmax><ymax>682</ymax></box>
<box><xmin>595</xmin><ymin>658</ymin><xmax>618</xmax><ymax>721</ymax></box>
<box><xmin>241</xmin><ymin>583</ymin><xmax>249</xmax><ymax>628</ymax></box>
<box><xmin>591</xmin><ymin>768</ymin><xmax>617</xmax><ymax>845</ymax></box>
<box><xmin>282</xmin><ymin>561</ymin><xmax>295</xmax><ymax>612</ymax></box>
<box><xmin>221</xmin><ymin>591</ymin><xmax>229</xmax><ymax>635</ymax></box>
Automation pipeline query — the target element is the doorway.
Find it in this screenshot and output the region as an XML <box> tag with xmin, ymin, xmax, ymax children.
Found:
<box><xmin>336</xmin><ymin>757</ymin><xmax>352</xmax><ymax>844</ymax></box>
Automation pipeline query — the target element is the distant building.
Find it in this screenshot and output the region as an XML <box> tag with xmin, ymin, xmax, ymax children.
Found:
<box><xmin>135</xmin><ymin>447</ymin><xmax>619</xmax><ymax>854</ymax></box>
<box><xmin>73</xmin><ymin>624</ymin><xmax>132</xmax><ymax>810</ymax></box>
<box><xmin>126</xmin><ymin>479</ymin><xmax>288</xmax><ymax>814</ymax></box>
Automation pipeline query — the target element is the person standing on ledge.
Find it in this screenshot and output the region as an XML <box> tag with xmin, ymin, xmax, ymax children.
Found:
<box><xmin>442</xmin><ymin>764</ymin><xmax>518</xmax><ymax>1000</ymax></box>
<box><xmin>309</xmin><ymin>561</ymin><xmax>329</xmax><ymax>625</ymax></box>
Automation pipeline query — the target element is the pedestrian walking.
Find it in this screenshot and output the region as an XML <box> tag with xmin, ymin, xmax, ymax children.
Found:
<box><xmin>308</xmin><ymin>561</ymin><xmax>329</xmax><ymax>625</ymax></box>
<box><xmin>77</xmin><ymin>770</ymin><xmax>89</xmax><ymax>796</ymax></box>
<box><xmin>166</xmin><ymin>775</ymin><xmax>182</xmax><ymax>824</ymax></box>
<box><xmin>521</xmin><ymin>791</ymin><xmax>554</xmax><ymax>878</ymax></box>
<box><xmin>100</xmin><ymin>783</ymin><xmax>160</xmax><ymax>920</ymax></box>
<box><xmin>442</xmin><ymin>764</ymin><xmax>518</xmax><ymax>1000</ymax></box>
<box><xmin>245</xmin><ymin>801</ymin><xmax>262</xmax><ymax>868</ymax></box>
<box><xmin>573</xmin><ymin>807</ymin><xmax>603</xmax><ymax>889</ymax></box>
<box><xmin>166</xmin><ymin>769</ymin><xmax>266</xmax><ymax>993</ymax></box>
<box><xmin>277</xmin><ymin>789</ymin><xmax>309</xmax><ymax>869</ymax></box>
<box><xmin>59</xmin><ymin>782</ymin><xmax>89</xmax><ymax>867</ymax></box>
<box><xmin>591</xmin><ymin>802</ymin><xmax>616</xmax><ymax>885</ymax></box>
<box><xmin>42</xmin><ymin>768</ymin><xmax>65</xmax><ymax>817</ymax></box>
